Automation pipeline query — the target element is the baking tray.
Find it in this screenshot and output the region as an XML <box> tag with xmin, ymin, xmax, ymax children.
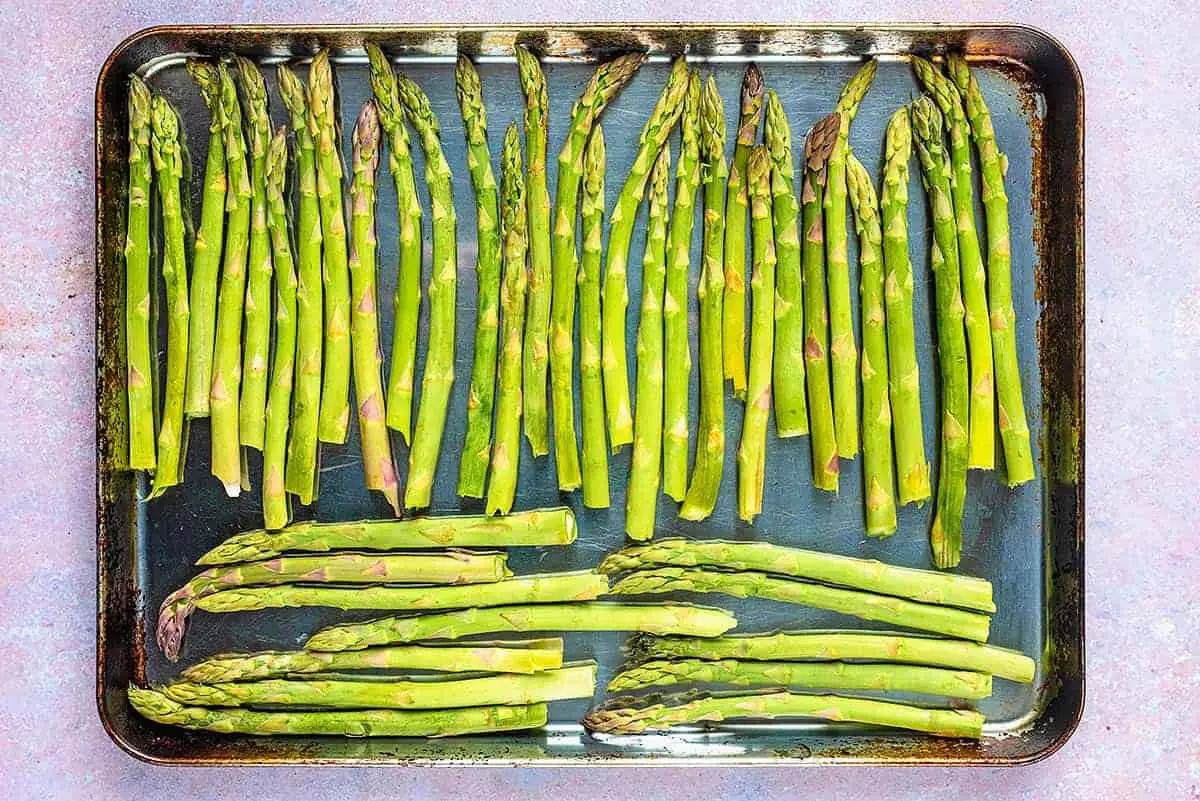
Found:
<box><xmin>95</xmin><ymin>23</ymin><xmax>1083</xmax><ymax>766</ymax></box>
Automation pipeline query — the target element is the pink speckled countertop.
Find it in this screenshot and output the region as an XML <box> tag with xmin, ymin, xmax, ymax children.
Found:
<box><xmin>1</xmin><ymin>0</ymin><xmax>1196</xmax><ymax>798</ymax></box>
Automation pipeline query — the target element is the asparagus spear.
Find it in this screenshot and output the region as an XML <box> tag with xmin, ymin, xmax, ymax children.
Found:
<box><xmin>197</xmin><ymin>507</ymin><xmax>577</xmax><ymax>566</ymax></box>
<box><xmin>306</xmin><ymin>602</ymin><xmax>738</xmax><ymax>651</ymax></box>
<box><xmin>397</xmin><ymin>73</ymin><xmax>458</xmax><ymax>510</ymax></box>
<box><xmin>825</xmin><ymin>59</ymin><xmax>878</xmax><ymax>459</ymax></box>
<box><xmin>598</xmin><ymin>538</ymin><xmax>995</xmax><ymax>611</ymax></box>
<box><xmin>947</xmin><ymin>54</ymin><xmax>1035</xmax><ymax>485</ymax></box>
<box><xmin>347</xmin><ymin>99</ymin><xmax>401</xmax><ymax>515</ymax></box>
<box><xmin>722</xmin><ymin>63</ymin><xmax>764</xmax><ymax>400</ymax></box>
<box><xmin>608</xmin><ymin>568</ymin><xmax>990</xmax><ymax>641</ymax></box>
<box><xmin>365</xmin><ymin>43</ymin><xmax>423</xmax><ymax>444</ymax></box>
<box><xmin>912</xmin><ymin>96</ymin><xmax>969</xmax><ymax>569</ymax></box>
<box><xmin>164</xmin><ymin>663</ymin><xmax>596</xmax><ymax>709</ymax></box>
<box><xmin>210</xmin><ymin>64</ymin><xmax>252</xmax><ymax>495</ymax></box>
<box><xmin>800</xmin><ymin>113</ymin><xmax>841</xmax><ymax>492</ymax></box>
<box><xmin>913</xmin><ymin>57</ymin><xmax>995</xmax><ymax>470</ymax></box>
<box><xmin>277</xmin><ymin>65</ymin><xmax>324</xmax><ymax>506</ymax></box>
<box><xmin>261</xmin><ymin>129</ymin><xmax>298</xmax><ymax>528</ymax></box>
<box><xmin>129</xmin><ymin>686</ymin><xmax>547</xmax><ymax>737</ymax></box>
<box><xmin>182</xmin><ymin>62</ymin><xmax>225</xmax><ymax>420</ymax></box>
<box><xmin>625</xmin><ymin>144</ymin><xmax>672</xmax><ymax>541</ymax></box>
<box><xmin>846</xmin><ymin>151</ymin><xmax>898</xmax><ymax>537</ymax></box>
<box><xmin>680</xmin><ymin>77</ymin><xmax>727</xmax><ymax>521</ymax></box>
<box><xmin>515</xmin><ymin>45</ymin><xmax>553</xmax><ymax>457</ymax></box>
<box><xmin>880</xmin><ymin>108</ymin><xmax>931</xmax><ymax>505</ymax></box>
<box><xmin>628</xmin><ymin>631</ymin><xmax>1035</xmax><ymax>683</ymax></box>
<box><xmin>578</xmin><ymin>124</ymin><xmax>609</xmax><ymax>507</ymax></box>
<box><xmin>487</xmin><ymin>124</ymin><xmax>530</xmax><ymax>516</ymax></box>
<box><xmin>584</xmin><ymin>689</ymin><xmax>983</xmax><ymax>738</ymax></box>
<box><xmin>608</xmin><ymin>658</ymin><xmax>992</xmax><ymax>699</ymax></box>
<box><xmin>601</xmin><ymin>56</ymin><xmax>688</xmax><ymax>451</ymax></box>
<box><xmin>182</xmin><ymin>639</ymin><xmax>564</xmax><ymax>683</ymax></box>
<box><xmin>124</xmin><ymin>76</ymin><xmax>155</xmax><ymax>471</ymax></box>
<box><xmin>455</xmin><ymin>56</ymin><xmax>503</xmax><ymax>498</ymax></box>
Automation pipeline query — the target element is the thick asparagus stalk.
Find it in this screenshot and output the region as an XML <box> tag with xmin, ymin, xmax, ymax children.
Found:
<box><xmin>912</xmin><ymin>96</ymin><xmax>969</xmax><ymax>569</ymax></box>
<box><xmin>578</xmin><ymin>124</ymin><xmax>609</xmax><ymax>508</ymax></box>
<box><xmin>196</xmin><ymin>507</ymin><xmax>577</xmax><ymax>566</ymax></box>
<box><xmin>486</xmin><ymin>124</ymin><xmax>530</xmax><ymax>515</ymax></box>
<box><xmin>124</xmin><ymin>76</ymin><xmax>155</xmax><ymax>471</ymax></box>
<box><xmin>680</xmin><ymin>77</ymin><xmax>728</xmax><ymax>521</ymax></box>
<box><xmin>608</xmin><ymin>568</ymin><xmax>990</xmax><ymax>641</ymax></box>
<box><xmin>307</xmin><ymin>602</ymin><xmax>738</xmax><ymax>651</ymax></box>
<box><xmin>129</xmin><ymin>686</ymin><xmax>547</xmax><ymax>737</ymax></box>
<box><xmin>947</xmin><ymin>54</ymin><xmax>1035</xmax><ymax>486</ymax></box>
<box><xmin>584</xmin><ymin>690</ymin><xmax>983</xmax><ymax>738</ymax></box>
<box><xmin>800</xmin><ymin>113</ymin><xmax>841</xmax><ymax>492</ymax></box>
<box><xmin>601</xmin><ymin>56</ymin><xmax>687</xmax><ymax>451</ymax></box>
<box><xmin>625</xmin><ymin>144</ymin><xmax>672</xmax><ymax>541</ymax></box>
<box><xmin>880</xmin><ymin>108</ymin><xmax>931</xmax><ymax>505</ymax></box>
<box><xmin>598</xmin><ymin>538</ymin><xmax>994</xmax><ymax>611</ymax></box>
<box><xmin>722</xmin><ymin>63</ymin><xmax>764</xmax><ymax>400</ymax></box>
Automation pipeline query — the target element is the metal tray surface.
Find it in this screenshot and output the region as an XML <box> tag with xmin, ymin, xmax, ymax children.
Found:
<box><xmin>96</xmin><ymin>24</ymin><xmax>1084</xmax><ymax>766</ymax></box>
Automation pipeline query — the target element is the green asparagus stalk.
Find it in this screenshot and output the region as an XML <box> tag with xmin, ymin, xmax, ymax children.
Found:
<box><xmin>598</xmin><ymin>538</ymin><xmax>994</xmax><ymax>611</ymax></box>
<box><xmin>825</xmin><ymin>59</ymin><xmax>878</xmax><ymax>459</ymax></box>
<box><xmin>680</xmin><ymin>77</ymin><xmax>727</xmax><ymax>521</ymax></box>
<box><xmin>608</xmin><ymin>567</ymin><xmax>990</xmax><ymax>641</ymax></box>
<box><xmin>129</xmin><ymin>686</ymin><xmax>547</xmax><ymax>737</ymax></box>
<box><xmin>455</xmin><ymin>56</ymin><xmax>503</xmax><ymax>498</ymax></box>
<box><xmin>196</xmin><ymin>507</ymin><xmax>577</xmax><ymax>566</ymax></box>
<box><xmin>182</xmin><ymin>62</ymin><xmax>225</xmax><ymax>420</ymax></box>
<box><xmin>625</xmin><ymin>144</ymin><xmax>672</xmax><ymax>541</ymax></box>
<box><xmin>880</xmin><ymin>108</ymin><xmax>931</xmax><ymax>505</ymax></box>
<box><xmin>487</xmin><ymin>124</ymin><xmax>530</xmax><ymax>515</ymax></box>
<box><xmin>913</xmin><ymin>57</ymin><xmax>995</xmax><ymax>471</ymax></box>
<box><xmin>182</xmin><ymin>639</ymin><xmax>564</xmax><ymax>683</ymax></box>
<box><xmin>628</xmin><ymin>630</ymin><xmax>1035</xmax><ymax>683</ymax></box>
<box><xmin>584</xmin><ymin>689</ymin><xmax>983</xmax><ymax>738</ymax></box>
<box><xmin>912</xmin><ymin>96</ymin><xmax>969</xmax><ymax>569</ymax></box>
<box><xmin>801</xmin><ymin>112</ymin><xmax>841</xmax><ymax>492</ymax></box>
<box><xmin>578</xmin><ymin>124</ymin><xmax>609</xmax><ymax>507</ymax></box>
<box><xmin>946</xmin><ymin>54</ymin><xmax>1035</xmax><ymax>485</ymax></box>
<box><xmin>307</xmin><ymin>602</ymin><xmax>738</xmax><ymax>652</ymax></box>
<box><xmin>601</xmin><ymin>55</ymin><xmax>687</xmax><ymax>451</ymax></box>
<box><xmin>124</xmin><ymin>76</ymin><xmax>155</xmax><ymax>471</ymax></box>
<box><xmin>277</xmin><ymin>65</ymin><xmax>324</xmax><ymax>506</ymax></box>
<box><xmin>365</xmin><ymin>43</ymin><xmax>423</xmax><ymax>445</ymax></box>
<box><xmin>397</xmin><ymin>73</ymin><xmax>458</xmax><ymax>510</ymax></box>
<box><xmin>763</xmin><ymin>89</ymin><xmax>807</xmax><ymax>437</ymax></box>
<box><xmin>722</xmin><ymin>63</ymin><xmax>764</xmax><ymax>400</ymax></box>
<box><xmin>608</xmin><ymin>658</ymin><xmax>992</xmax><ymax>699</ymax></box>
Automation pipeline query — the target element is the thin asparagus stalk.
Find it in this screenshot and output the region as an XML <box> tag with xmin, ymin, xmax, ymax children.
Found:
<box><xmin>801</xmin><ymin>113</ymin><xmax>841</xmax><ymax>492</ymax></box>
<box><xmin>182</xmin><ymin>62</ymin><xmax>225</xmax><ymax>420</ymax></box>
<box><xmin>307</xmin><ymin>602</ymin><xmax>738</xmax><ymax>652</ymax></box>
<box><xmin>912</xmin><ymin>96</ymin><xmax>969</xmax><ymax>569</ymax></box>
<box><xmin>880</xmin><ymin>108</ymin><xmax>931</xmax><ymax>505</ymax></box>
<box><xmin>129</xmin><ymin>686</ymin><xmax>547</xmax><ymax>737</ymax></box>
<box><xmin>601</xmin><ymin>55</ymin><xmax>687</xmax><ymax>451</ymax></box>
<box><xmin>608</xmin><ymin>658</ymin><xmax>992</xmax><ymax>699</ymax></box>
<box><xmin>825</xmin><ymin>59</ymin><xmax>878</xmax><ymax>459</ymax></box>
<box><xmin>486</xmin><ymin>124</ymin><xmax>529</xmax><ymax>516</ymax></box>
<box><xmin>722</xmin><ymin>63</ymin><xmax>764</xmax><ymax>400</ymax></box>
<box><xmin>625</xmin><ymin>144</ymin><xmax>672</xmax><ymax>541</ymax></box>
<box><xmin>578</xmin><ymin>124</ymin><xmax>609</xmax><ymax>508</ymax></box>
<box><xmin>628</xmin><ymin>631</ymin><xmax>1035</xmax><ymax>683</ymax></box>
<box><xmin>196</xmin><ymin>507</ymin><xmax>577</xmax><ymax>566</ymax></box>
<box><xmin>124</xmin><ymin>76</ymin><xmax>155</xmax><ymax>471</ymax></box>
<box><xmin>913</xmin><ymin>57</ymin><xmax>995</xmax><ymax>470</ymax></box>
<box><xmin>397</xmin><ymin>73</ymin><xmax>458</xmax><ymax>510</ymax></box>
<box><xmin>455</xmin><ymin>56</ymin><xmax>502</xmax><ymax>498</ymax></box>
<box><xmin>584</xmin><ymin>690</ymin><xmax>983</xmax><ymax>738</ymax></box>
<box><xmin>680</xmin><ymin>77</ymin><xmax>727</xmax><ymax>521</ymax></box>
<box><xmin>608</xmin><ymin>568</ymin><xmax>990</xmax><ymax>641</ymax></box>
<box><xmin>947</xmin><ymin>54</ymin><xmax>1035</xmax><ymax>485</ymax></box>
